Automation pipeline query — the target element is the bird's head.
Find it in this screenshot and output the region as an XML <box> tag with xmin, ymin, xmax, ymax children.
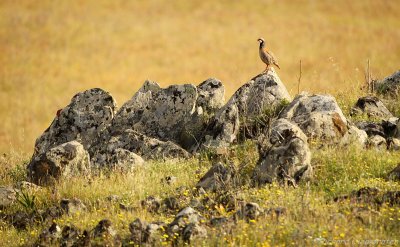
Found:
<box><xmin>257</xmin><ymin>38</ymin><xmax>265</xmax><ymax>44</ymax></box>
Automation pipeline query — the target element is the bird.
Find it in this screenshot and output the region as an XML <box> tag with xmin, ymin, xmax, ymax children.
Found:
<box><xmin>257</xmin><ymin>38</ymin><xmax>280</xmax><ymax>72</ymax></box>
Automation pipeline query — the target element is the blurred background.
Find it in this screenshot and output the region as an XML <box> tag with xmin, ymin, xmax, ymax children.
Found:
<box><xmin>1</xmin><ymin>0</ymin><xmax>399</xmax><ymax>155</ymax></box>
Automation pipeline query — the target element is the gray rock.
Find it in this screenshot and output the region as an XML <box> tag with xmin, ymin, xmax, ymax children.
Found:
<box><xmin>196</xmin><ymin>78</ymin><xmax>225</xmax><ymax>113</ymax></box>
<box><xmin>91</xmin><ymin>219</ymin><xmax>120</xmax><ymax>245</ymax></box>
<box><xmin>141</xmin><ymin>196</ymin><xmax>161</xmax><ymax>213</ymax></box>
<box><xmin>350</xmin><ymin>96</ymin><xmax>393</xmax><ymax>119</ymax></box>
<box><xmin>367</xmin><ymin>135</ymin><xmax>387</xmax><ymax>150</ymax></box>
<box><xmin>388</xmin><ymin>138</ymin><xmax>400</xmax><ymax>150</ymax></box>
<box><xmin>182</xmin><ymin>223</ymin><xmax>207</xmax><ymax>243</ymax></box>
<box><xmin>28</xmin><ymin>141</ymin><xmax>90</xmax><ymax>185</ymax></box>
<box><xmin>388</xmin><ymin>164</ymin><xmax>400</xmax><ymax>181</ymax></box>
<box><xmin>60</xmin><ymin>198</ymin><xmax>87</xmax><ymax>215</ymax></box>
<box><xmin>227</xmin><ymin>70</ymin><xmax>290</xmax><ymax>118</ymax></box>
<box><xmin>129</xmin><ymin>218</ymin><xmax>146</xmax><ymax>244</ymax></box>
<box><xmin>375</xmin><ymin>70</ymin><xmax>400</xmax><ymax>97</ymax></box>
<box><xmin>196</xmin><ymin>163</ymin><xmax>234</xmax><ymax>192</ymax></box>
<box><xmin>168</xmin><ymin>207</ymin><xmax>203</xmax><ymax>234</ymax></box>
<box><xmin>91</xmin><ymin>129</ymin><xmax>190</xmax><ymax>165</ymax></box>
<box><xmin>0</xmin><ymin>186</ymin><xmax>18</xmax><ymax>208</ymax></box>
<box><xmin>280</xmin><ymin>92</ymin><xmax>349</xmax><ymax>143</ymax></box>
<box><xmin>356</xmin><ymin>121</ymin><xmax>385</xmax><ymax>137</ymax></box>
<box><xmin>17</xmin><ymin>181</ymin><xmax>42</xmax><ymax>191</ymax></box>
<box><xmin>107</xmin><ymin>148</ymin><xmax>144</xmax><ymax>172</ymax></box>
<box><xmin>33</xmin><ymin>88</ymin><xmax>117</xmax><ymax>156</ymax></box>
<box><xmin>201</xmin><ymin>103</ymin><xmax>240</xmax><ymax>149</ymax></box>
<box><xmin>143</xmin><ymin>222</ymin><xmax>166</xmax><ymax>245</ymax></box>
<box><xmin>36</xmin><ymin>222</ymin><xmax>61</xmax><ymax>246</ymax></box>
<box><xmin>235</xmin><ymin>202</ymin><xmax>263</xmax><ymax>221</ymax></box>
<box><xmin>60</xmin><ymin>225</ymin><xmax>84</xmax><ymax>247</ymax></box>
<box><xmin>340</xmin><ymin>125</ymin><xmax>368</xmax><ymax>147</ymax></box>
<box><xmin>253</xmin><ymin>119</ymin><xmax>312</xmax><ymax>185</ymax></box>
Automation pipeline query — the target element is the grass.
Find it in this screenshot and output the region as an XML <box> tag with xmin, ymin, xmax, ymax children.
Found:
<box><xmin>1</xmin><ymin>0</ymin><xmax>400</xmax><ymax>246</ymax></box>
<box><xmin>1</xmin><ymin>0</ymin><xmax>400</xmax><ymax>154</ymax></box>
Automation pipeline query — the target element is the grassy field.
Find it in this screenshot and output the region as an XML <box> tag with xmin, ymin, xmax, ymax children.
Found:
<box><xmin>1</xmin><ymin>0</ymin><xmax>400</xmax><ymax>154</ymax></box>
<box><xmin>1</xmin><ymin>0</ymin><xmax>400</xmax><ymax>246</ymax></box>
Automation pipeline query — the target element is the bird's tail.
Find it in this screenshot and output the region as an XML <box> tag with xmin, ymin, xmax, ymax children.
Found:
<box><xmin>274</xmin><ymin>62</ymin><xmax>281</xmax><ymax>69</ymax></box>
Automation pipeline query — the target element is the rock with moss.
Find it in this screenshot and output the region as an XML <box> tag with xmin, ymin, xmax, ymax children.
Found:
<box><xmin>28</xmin><ymin>141</ymin><xmax>91</xmax><ymax>185</ymax></box>
<box><xmin>253</xmin><ymin>119</ymin><xmax>312</xmax><ymax>185</ymax></box>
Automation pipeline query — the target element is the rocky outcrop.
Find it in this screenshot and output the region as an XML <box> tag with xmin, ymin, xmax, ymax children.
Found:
<box><xmin>33</xmin><ymin>88</ymin><xmax>117</xmax><ymax>156</ymax></box>
<box><xmin>226</xmin><ymin>70</ymin><xmax>290</xmax><ymax>118</ymax></box>
<box><xmin>28</xmin><ymin>141</ymin><xmax>91</xmax><ymax>185</ymax></box>
<box><xmin>350</xmin><ymin>96</ymin><xmax>393</xmax><ymax>119</ymax></box>
<box><xmin>280</xmin><ymin>92</ymin><xmax>359</xmax><ymax>144</ymax></box>
<box><xmin>252</xmin><ymin>119</ymin><xmax>312</xmax><ymax>185</ymax></box>
<box><xmin>375</xmin><ymin>70</ymin><xmax>400</xmax><ymax>97</ymax></box>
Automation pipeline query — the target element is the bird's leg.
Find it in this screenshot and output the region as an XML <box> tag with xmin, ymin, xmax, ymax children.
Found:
<box><xmin>263</xmin><ymin>65</ymin><xmax>270</xmax><ymax>73</ymax></box>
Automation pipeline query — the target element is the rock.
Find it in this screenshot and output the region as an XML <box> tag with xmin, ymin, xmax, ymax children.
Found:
<box><xmin>168</xmin><ymin>207</ymin><xmax>203</xmax><ymax>235</ymax></box>
<box><xmin>388</xmin><ymin>164</ymin><xmax>400</xmax><ymax>181</ymax></box>
<box><xmin>91</xmin><ymin>130</ymin><xmax>189</xmax><ymax>166</ymax></box>
<box><xmin>381</xmin><ymin>191</ymin><xmax>400</xmax><ymax>206</ymax></box>
<box><xmin>182</xmin><ymin>223</ymin><xmax>207</xmax><ymax>243</ymax></box>
<box><xmin>227</xmin><ymin>70</ymin><xmax>290</xmax><ymax>119</ymax></box>
<box><xmin>60</xmin><ymin>225</ymin><xmax>84</xmax><ymax>247</ymax></box>
<box><xmin>0</xmin><ymin>186</ymin><xmax>17</xmax><ymax>208</ymax></box>
<box><xmin>367</xmin><ymin>135</ymin><xmax>387</xmax><ymax>150</ymax></box>
<box><xmin>350</xmin><ymin>96</ymin><xmax>393</xmax><ymax>119</ymax></box>
<box><xmin>28</xmin><ymin>141</ymin><xmax>91</xmax><ymax>185</ymax></box>
<box><xmin>60</xmin><ymin>198</ymin><xmax>87</xmax><ymax>215</ymax></box>
<box><xmin>388</xmin><ymin>138</ymin><xmax>400</xmax><ymax>150</ymax></box>
<box><xmin>16</xmin><ymin>181</ymin><xmax>41</xmax><ymax>191</ymax></box>
<box><xmin>33</xmin><ymin>88</ymin><xmax>117</xmax><ymax>156</ymax></box>
<box><xmin>141</xmin><ymin>196</ymin><xmax>161</xmax><ymax>213</ymax></box>
<box><xmin>252</xmin><ymin>119</ymin><xmax>312</xmax><ymax>185</ymax></box>
<box><xmin>40</xmin><ymin>206</ymin><xmax>64</xmax><ymax>223</ymax></box>
<box><xmin>91</xmin><ymin>219</ymin><xmax>120</xmax><ymax>246</ymax></box>
<box><xmin>356</xmin><ymin>121</ymin><xmax>385</xmax><ymax>137</ymax></box>
<box><xmin>129</xmin><ymin>218</ymin><xmax>147</xmax><ymax>244</ymax></box>
<box><xmin>382</xmin><ymin>117</ymin><xmax>399</xmax><ymax>137</ymax></box>
<box><xmin>107</xmin><ymin>148</ymin><xmax>145</xmax><ymax>172</ymax></box>
<box><xmin>209</xmin><ymin>217</ymin><xmax>229</xmax><ymax>227</ymax></box>
<box><xmin>200</xmin><ymin>104</ymin><xmax>240</xmax><ymax>149</ymax></box>
<box><xmin>161</xmin><ymin>176</ymin><xmax>177</xmax><ymax>185</ymax></box>
<box><xmin>340</xmin><ymin>125</ymin><xmax>368</xmax><ymax>147</ymax></box>
<box><xmin>106</xmin><ymin>194</ymin><xmax>121</xmax><ymax>202</ymax></box>
<box><xmin>375</xmin><ymin>70</ymin><xmax>400</xmax><ymax>97</ymax></box>
<box><xmin>163</xmin><ymin>197</ymin><xmax>180</xmax><ymax>211</ymax></box>
<box><xmin>196</xmin><ymin>78</ymin><xmax>225</xmax><ymax>113</ymax></box>
<box><xmin>235</xmin><ymin>202</ymin><xmax>263</xmax><ymax>221</ymax></box>
<box><xmin>143</xmin><ymin>222</ymin><xmax>166</xmax><ymax>245</ymax></box>
<box><xmin>196</xmin><ymin>163</ymin><xmax>235</xmax><ymax>192</ymax></box>
<box><xmin>9</xmin><ymin>211</ymin><xmax>36</xmax><ymax>230</ymax></box>
<box><xmin>36</xmin><ymin>222</ymin><xmax>61</xmax><ymax>247</ymax></box>
<box><xmin>280</xmin><ymin>92</ymin><xmax>349</xmax><ymax>143</ymax></box>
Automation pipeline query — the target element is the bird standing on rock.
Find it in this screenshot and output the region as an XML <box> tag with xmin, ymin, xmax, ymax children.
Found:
<box><xmin>257</xmin><ymin>38</ymin><xmax>280</xmax><ymax>72</ymax></box>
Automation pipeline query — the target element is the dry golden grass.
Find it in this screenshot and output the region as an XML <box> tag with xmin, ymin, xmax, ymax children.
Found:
<box><xmin>1</xmin><ymin>0</ymin><xmax>400</xmax><ymax>154</ymax></box>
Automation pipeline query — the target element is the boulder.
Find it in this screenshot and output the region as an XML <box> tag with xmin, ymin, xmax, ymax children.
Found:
<box><xmin>60</xmin><ymin>225</ymin><xmax>85</xmax><ymax>247</ymax></box>
<box><xmin>60</xmin><ymin>198</ymin><xmax>87</xmax><ymax>215</ymax></box>
<box><xmin>91</xmin><ymin>219</ymin><xmax>120</xmax><ymax>246</ymax></box>
<box><xmin>33</xmin><ymin>88</ymin><xmax>117</xmax><ymax>156</ymax></box>
<box><xmin>196</xmin><ymin>163</ymin><xmax>235</xmax><ymax>192</ymax></box>
<box><xmin>140</xmin><ymin>196</ymin><xmax>161</xmax><ymax>213</ymax></box>
<box><xmin>200</xmin><ymin>104</ymin><xmax>240</xmax><ymax>149</ymax></box>
<box><xmin>367</xmin><ymin>135</ymin><xmax>387</xmax><ymax>150</ymax></box>
<box><xmin>28</xmin><ymin>141</ymin><xmax>90</xmax><ymax>185</ymax></box>
<box><xmin>226</xmin><ymin>70</ymin><xmax>290</xmax><ymax>118</ymax></box>
<box><xmin>129</xmin><ymin>218</ymin><xmax>146</xmax><ymax>244</ymax></box>
<box><xmin>340</xmin><ymin>125</ymin><xmax>368</xmax><ymax>147</ymax></box>
<box><xmin>195</xmin><ymin>78</ymin><xmax>225</xmax><ymax>113</ymax></box>
<box><xmin>182</xmin><ymin>223</ymin><xmax>207</xmax><ymax>243</ymax></box>
<box><xmin>35</xmin><ymin>222</ymin><xmax>61</xmax><ymax>247</ymax></box>
<box><xmin>252</xmin><ymin>119</ymin><xmax>312</xmax><ymax>185</ymax></box>
<box><xmin>350</xmin><ymin>96</ymin><xmax>393</xmax><ymax>119</ymax></box>
<box><xmin>0</xmin><ymin>186</ymin><xmax>17</xmax><ymax>208</ymax></box>
<box><xmin>91</xmin><ymin>129</ymin><xmax>189</xmax><ymax>165</ymax></box>
<box><xmin>375</xmin><ymin>70</ymin><xmax>400</xmax><ymax>97</ymax></box>
<box><xmin>356</xmin><ymin>121</ymin><xmax>385</xmax><ymax>137</ymax></box>
<box><xmin>280</xmin><ymin>92</ymin><xmax>349</xmax><ymax>143</ymax></box>
<box><xmin>107</xmin><ymin>148</ymin><xmax>144</xmax><ymax>172</ymax></box>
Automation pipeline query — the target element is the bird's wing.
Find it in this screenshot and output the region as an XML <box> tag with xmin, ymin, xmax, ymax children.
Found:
<box><xmin>266</xmin><ymin>50</ymin><xmax>278</xmax><ymax>63</ymax></box>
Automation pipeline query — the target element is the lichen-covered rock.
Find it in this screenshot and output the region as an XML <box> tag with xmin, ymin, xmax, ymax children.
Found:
<box><xmin>280</xmin><ymin>92</ymin><xmax>349</xmax><ymax>143</ymax></box>
<box><xmin>129</xmin><ymin>218</ymin><xmax>146</xmax><ymax>244</ymax></box>
<box><xmin>196</xmin><ymin>163</ymin><xmax>235</xmax><ymax>192</ymax></box>
<box><xmin>28</xmin><ymin>141</ymin><xmax>90</xmax><ymax>185</ymax></box>
<box><xmin>375</xmin><ymin>70</ymin><xmax>400</xmax><ymax>97</ymax></box>
<box><xmin>141</xmin><ymin>196</ymin><xmax>161</xmax><ymax>213</ymax></box>
<box><xmin>350</xmin><ymin>96</ymin><xmax>393</xmax><ymax>119</ymax></box>
<box><xmin>196</xmin><ymin>78</ymin><xmax>225</xmax><ymax>113</ymax></box>
<box><xmin>35</xmin><ymin>222</ymin><xmax>61</xmax><ymax>247</ymax></box>
<box><xmin>106</xmin><ymin>148</ymin><xmax>144</xmax><ymax>172</ymax></box>
<box><xmin>227</xmin><ymin>70</ymin><xmax>290</xmax><ymax>118</ymax></box>
<box><xmin>200</xmin><ymin>104</ymin><xmax>240</xmax><ymax>149</ymax></box>
<box><xmin>60</xmin><ymin>198</ymin><xmax>87</xmax><ymax>215</ymax></box>
<box><xmin>91</xmin><ymin>219</ymin><xmax>120</xmax><ymax>246</ymax></box>
<box><xmin>182</xmin><ymin>223</ymin><xmax>207</xmax><ymax>243</ymax></box>
<box><xmin>340</xmin><ymin>125</ymin><xmax>368</xmax><ymax>147</ymax></box>
<box><xmin>0</xmin><ymin>186</ymin><xmax>17</xmax><ymax>208</ymax></box>
<box><xmin>356</xmin><ymin>121</ymin><xmax>385</xmax><ymax>137</ymax></box>
<box><xmin>367</xmin><ymin>135</ymin><xmax>387</xmax><ymax>150</ymax></box>
<box><xmin>60</xmin><ymin>225</ymin><xmax>86</xmax><ymax>247</ymax></box>
<box><xmin>33</xmin><ymin>88</ymin><xmax>117</xmax><ymax>156</ymax></box>
<box><xmin>91</xmin><ymin>130</ymin><xmax>189</xmax><ymax>165</ymax></box>
<box><xmin>252</xmin><ymin>119</ymin><xmax>312</xmax><ymax>185</ymax></box>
